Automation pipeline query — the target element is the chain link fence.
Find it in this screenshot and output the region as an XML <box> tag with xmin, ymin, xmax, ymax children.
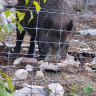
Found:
<box><xmin>0</xmin><ymin>0</ymin><xmax>96</xmax><ymax>96</ymax></box>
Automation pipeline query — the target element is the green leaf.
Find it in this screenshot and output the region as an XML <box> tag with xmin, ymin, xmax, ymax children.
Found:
<box><xmin>0</xmin><ymin>88</ymin><xmax>5</xmax><ymax>96</ymax></box>
<box><xmin>2</xmin><ymin>26</ymin><xmax>7</xmax><ymax>32</ymax></box>
<box><xmin>33</xmin><ymin>1</ymin><xmax>41</xmax><ymax>13</ymax></box>
<box><xmin>0</xmin><ymin>80</ymin><xmax>6</xmax><ymax>95</ymax></box>
<box><xmin>48</xmin><ymin>89</ymin><xmax>52</xmax><ymax>92</ymax></box>
<box><xmin>8</xmin><ymin>83</ymin><xmax>14</xmax><ymax>92</ymax></box>
<box><xmin>17</xmin><ymin>22</ymin><xmax>24</xmax><ymax>33</ymax></box>
<box><xmin>1</xmin><ymin>73</ymin><xmax>11</xmax><ymax>81</ymax></box>
<box><xmin>16</xmin><ymin>11</ymin><xmax>25</xmax><ymax>22</ymax></box>
<box><xmin>5</xmin><ymin>10</ymin><xmax>10</xmax><ymax>17</ymax></box>
<box><xmin>0</xmin><ymin>34</ymin><xmax>3</xmax><ymax>39</ymax></box>
<box><xmin>28</xmin><ymin>11</ymin><xmax>33</xmax><ymax>24</ymax></box>
<box><xmin>0</xmin><ymin>79</ymin><xmax>4</xmax><ymax>87</ymax></box>
<box><xmin>43</xmin><ymin>0</ymin><xmax>47</xmax><ymax>3</ymax></box>
<box><xmin>0</xmin><ymin>73</ymin><xmax>15</xmax><ymax>95</ymax></box>
<box><xmin>9</xmin><ymin>13</ymin><xmax>16</xmax><ymax>21</ymax></box>
<box><xmin>5</xmin><ymin>82</ymin><xmax>13</xmax><ymax>94</ymax></box>
<box><xmin>25</xmin><ymin>0</ymin><xmax>29</xmax><ymax>5</ymax></box>
<box><xmin>4</xmin><ymin>24</ymin><xmax>13</xmax><ymax>34</ymax></box>
<box><xmin>70</xmin><ymin>89</ymin><xmax>78</xmax><ymax>95</ymax></box>
<box><xmin>5</xmin><ymin>82</ymin><xmax>10</xmax><ymax>90</ymax></box>
<box><xmin>1</xmin><ymin>73</ymin><xmax>12</xmax><ymax>85</ymax></box>
<box><xmin>6</xmin><ymin>92</ymin><xmax>12</xmax><ymax>96</ymax></box>
<box><xmin>83</xmin><ymin>84</ymin><xmax>94</xmax><ymax>95</ymax></box>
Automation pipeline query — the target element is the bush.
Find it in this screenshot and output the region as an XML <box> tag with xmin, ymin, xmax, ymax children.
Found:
<box><xmin>0</xmin><ymin>73</ymin><xmax>15</xmax><ymax>96</ymax></box>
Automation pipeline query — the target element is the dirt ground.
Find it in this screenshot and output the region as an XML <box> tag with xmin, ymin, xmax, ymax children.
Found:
<box><xmin>0</xmin><ymin>30</ymin><xmax>96</xmax><ymax>96</ymax></box>
<box><xmin>0</xmin><ymin>1</ymin><xmax>96</xmax><ymax>96</ymax></box>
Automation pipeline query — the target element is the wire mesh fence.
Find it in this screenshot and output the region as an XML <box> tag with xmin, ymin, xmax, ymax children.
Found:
<box><xmin>0</xmin><ymin>0</ymin><xmax>96</xmax><ymax>96</ymax></box>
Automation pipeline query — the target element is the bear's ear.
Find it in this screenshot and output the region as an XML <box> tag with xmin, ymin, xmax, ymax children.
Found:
<box><xmin>66</xmin><ymin>20</ymin><xmax>73</xmax><ymax>31</ymax></box>
<box><xmin>43</xmin><ymin>18</ymin><xmax>53</xmax><ymax>29</ymax></box>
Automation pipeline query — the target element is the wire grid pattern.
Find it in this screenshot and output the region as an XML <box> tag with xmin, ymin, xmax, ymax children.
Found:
<box><xmin>0</xmin><ymin>0</ymin><xmax>96</xmax><ymax>96</ymax></box>
<box><xmin>69</xmin><ymin>0</ymin><xmax>96</xmax><ymax>5</ymax></box>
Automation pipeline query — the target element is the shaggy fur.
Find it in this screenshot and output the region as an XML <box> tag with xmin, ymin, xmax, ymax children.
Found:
<box><xmin>12</xmin><ymin>0</ymin><xmax>75</xmax><ymax>60</ymax></box>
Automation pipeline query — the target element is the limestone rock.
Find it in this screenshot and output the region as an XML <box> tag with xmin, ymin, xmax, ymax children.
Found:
<box><xmin>62</xmin><ymin>57</ymin><xmax>79</xmax><ymax>67</ymax></box>
<box><xmin>13</xmin><ymin>57</ymin><xmax>37</xmax><ymax>66</ymax></box>
<box><xmin>61</xmin><ymin>55</ymin><xmax>79</xmax><ymax>73</ymax></box>
<box><xmin>13</xmin><ymin>58</ymin><xmax>22</xmax><ymax>66</ymax></box>
<box><xmin>26</xmin><ymin>65</ymin><xmax>33</xmax><ymax>72</ymax></box>
<box><xmin>35</xmin><ymin>71</ymin><xmax>44</xmax><ymax>79</ymax></box>
<box><xmin>21</xmin><ymin>57</ymin><xmax>37</xmax><ymax>65</ymax></box>
<box><xmin>14</xmin><ymin>85</ymin><xmax>49</xmax><ymax>96</ymax></box>
<box><xmin>86</xmin><ymin>57</ymin><xmax>96</xmax><ymax>70</ymax></box>
<box><xmin>57</xmin><ymin>63</ymin><xmax>67</xmax><ymax>68</ymax></box>
<box><xmin>48</xmin><ymin>83</ymin><xmax>64</xmax><ymax>96</ymax></box>
<box><xmin>91</xmin><ymin>57</ymin><xmax>96</xmax><ymax>65</ymax></box>
<box><xmin>85</xmin><ymin>67</ymin><xmax>93</xmax><ymax>72</ymax></box>
<box><xmin>37</xmin><ymin>60</ymin><xmax>44</xmax><ymax>65</ymax></box>
<box><xmin>39</xmin><ymin>62</ymin><xmax>59</xmax><ymax>72</ymax></box>
<box><xmin>15</xmin><ymin>69</ymin><xmax>28</xmax><ymax>80</ymax></box>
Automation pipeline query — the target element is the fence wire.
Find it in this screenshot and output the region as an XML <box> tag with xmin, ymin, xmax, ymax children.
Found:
<box><xmin>0</xmin><ymin>0</ymin><xmax>96</xmax><ymax>96</ymax></box>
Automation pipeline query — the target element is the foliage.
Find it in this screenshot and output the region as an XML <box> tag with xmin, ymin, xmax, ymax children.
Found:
<box><xmin>83</xmin><ymin>83</ymin><xmax>95</xmax><ymax>95</ymax></box>
<box><xmin>48</xmin><ymin>88</ymin><xmax>52</xmax><ymax>92</ymax></box>
<box><xmin>70</xmin><ymin>89</ymin><xmax>78</xmax><ymax>95</ymax></box>
<box><xmin>70</xmin><ymin>83</ymin><xmax>95</xmax><ymax>96</ymax></box>
<box><xmin>0</xmin><ymin>73</ymin><xmax>15</xmax><ymax>96</ymax></box>
<box><xmin>33</xmin><ymin>1</ymin><xmax>41</xmax><ymax>13</ymax></box>
<box><xmin>0</xmin><ymin>0</ymin><xmax>47</xmax><ymax>40</ymax></box>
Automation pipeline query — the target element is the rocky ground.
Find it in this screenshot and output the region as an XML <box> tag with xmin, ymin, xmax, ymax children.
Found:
<box><xmin>0</xmin><ymin>0</ymin><xmax>96</xmax><ymax>96</ymax></box>
<box><xmin>0</xmin><ymin>32</ymin><xmax>96</xmax><ymax>96</ymax></box>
